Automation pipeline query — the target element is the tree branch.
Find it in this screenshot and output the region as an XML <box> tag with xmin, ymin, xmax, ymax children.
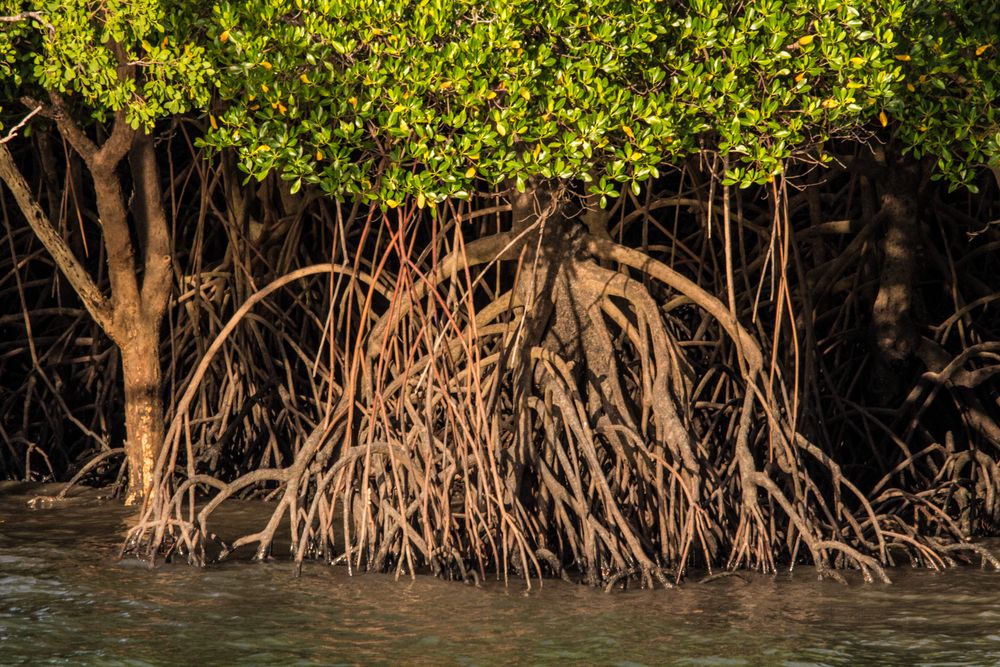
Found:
<box><xmin>24</xmin><ymin>95</ymin><xmax>140</xmax><ymax>339</ymax></box>
<box><xmin>22</xmin><ymin>94</ymin><xmax>100</xmax><ymax>164</ymax></box>
<box><xmin>95</xmin><ymin>110</ymin><xmax>136</xmax><ymax>169</ymax></box>
<box><xmin>0</xmin><ymin>142</ymin><xmax>115</xmax><ymax>333</ymax></box>
<box><xmin>0</xmin><ymin>105</ymin><xmax>42</xmax><ymax>145</ymax></box>
<box><xmin>23</xmin><ymin>93</ymin><xmax>136</xmax><ymax>169</ymax></box>
<box><xmin>130</xmin><ymin>131</ymin><xmax>172</xmax><ymax>314</ymax></box>
<box><xmin>0</xmin><ymin>11</ymin><xmax>55</xmax><ymax>35</ymax></box>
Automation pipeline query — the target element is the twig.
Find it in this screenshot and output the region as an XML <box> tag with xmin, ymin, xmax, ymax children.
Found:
<box><xmin>0</xmin><ymin>105</ymin><xmax>42</xmax><ymax>145</ymax></box>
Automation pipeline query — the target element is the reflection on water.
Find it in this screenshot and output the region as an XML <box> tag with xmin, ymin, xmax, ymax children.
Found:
<box><xmin>1</xmin><ymin>484</ymin><xmax>999</xmax><ymax>666</ymax></box>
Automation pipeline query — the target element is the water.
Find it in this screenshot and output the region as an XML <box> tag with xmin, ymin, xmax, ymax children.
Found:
<box><xmin>2</xmin><ymin>484</ymin><xmax>999</xmax><ymax>666</ymax></box>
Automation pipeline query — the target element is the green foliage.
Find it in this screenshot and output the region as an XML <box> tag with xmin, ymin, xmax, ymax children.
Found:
<box><xmin>0</xmin><ymin>0</ymin><xmax>212</xmax><ymax>132</ymax></box>
<box><xmin>0</xmin><ymin>18</ymin><xmax>17</xmax><ymax>84</ymax></box>
<box><xmin>202</xmin><ymin>0</ymin><xmax>920</xmax><ymax>202</ymax></box>
<box><xmin>887</xmin><ymin>0</ymin><xmax>1000</xmax><ymax>191</ymax></box>
<box><xmin>8</xmin><ymin>1</ymin><xmax>994</xmax><ymax>196</ymax></box>
<box><xmin>0</xmin><ymin>7</ymin><xmax>29</xmax><ymax>134</ymax></box>
<box><xmin>678</xmin><ymin>0</ymin><xmax>906</xmax><ymax>186</ymax></box>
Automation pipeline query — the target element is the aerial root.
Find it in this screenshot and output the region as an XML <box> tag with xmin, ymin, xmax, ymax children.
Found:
<box><xmin>117</xmin><ymin>189</ymin><xmax>1000</xmax><ymax>588</ymax></box>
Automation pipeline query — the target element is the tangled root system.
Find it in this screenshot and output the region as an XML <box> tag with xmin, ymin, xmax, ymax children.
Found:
<box><xmin>112</xmin><ymin>160</ymin><xmax>1000</xmax><ymax>587</ymax></box>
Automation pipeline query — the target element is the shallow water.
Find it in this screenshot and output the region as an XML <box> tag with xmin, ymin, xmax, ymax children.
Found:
<box><xmin>1</xmin><ymin>485</ymin><xmax>999</xmax><ymax>666</ymax></box>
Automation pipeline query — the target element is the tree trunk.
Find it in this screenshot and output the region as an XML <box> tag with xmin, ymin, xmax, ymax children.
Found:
<box><xmin>871</xmin><ymin>163</ymin><xmax>921</xmax><ymax>403</ymax></box>
<box><xmin>121</xmin><ymin>328</ymin><xmax>165</xmax><ymax>504</ymax></box>
<box><xmin>0</xmin><ymin>111</ymin><xmax>170</xmax><ymax>504</ymax></box>
<box><xmin>98</xmin><ymin>132</ymin><xmax>171</xmax><ymax>505</ymax></box>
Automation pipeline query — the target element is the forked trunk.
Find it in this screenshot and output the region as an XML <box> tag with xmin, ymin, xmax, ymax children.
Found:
<box><xmin>0</xmin><ymin>117</ymin><xmax>170</xmax><ymax>505</ymax></box>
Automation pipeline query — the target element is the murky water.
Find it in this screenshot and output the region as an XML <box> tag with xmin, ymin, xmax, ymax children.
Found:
<box><xmin>1</xmin><ymin>484</ymin><xmax>999</xmax><ymax>666</ymax></box>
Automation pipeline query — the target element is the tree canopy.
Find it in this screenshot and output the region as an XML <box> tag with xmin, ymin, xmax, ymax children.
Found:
<box><xmin>890</xmin><ymin>1</ymin><xmax>1000</xmax><ymax>189</ymax></box>
<box><xmin>0</xmin><ymin>0</ymin><xmax>211</xmax><ymax>133</ymax></box>
<box><xmin>200</xmin><ymin>0</ymin><xmax>998</xmax><ymax>203</ymax></box>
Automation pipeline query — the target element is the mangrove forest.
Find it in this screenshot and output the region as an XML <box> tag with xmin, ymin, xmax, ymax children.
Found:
<box><xmin>1</xmin><ymin>0</ymin><xmax>999</xmax><ymax>590</ymax></box>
